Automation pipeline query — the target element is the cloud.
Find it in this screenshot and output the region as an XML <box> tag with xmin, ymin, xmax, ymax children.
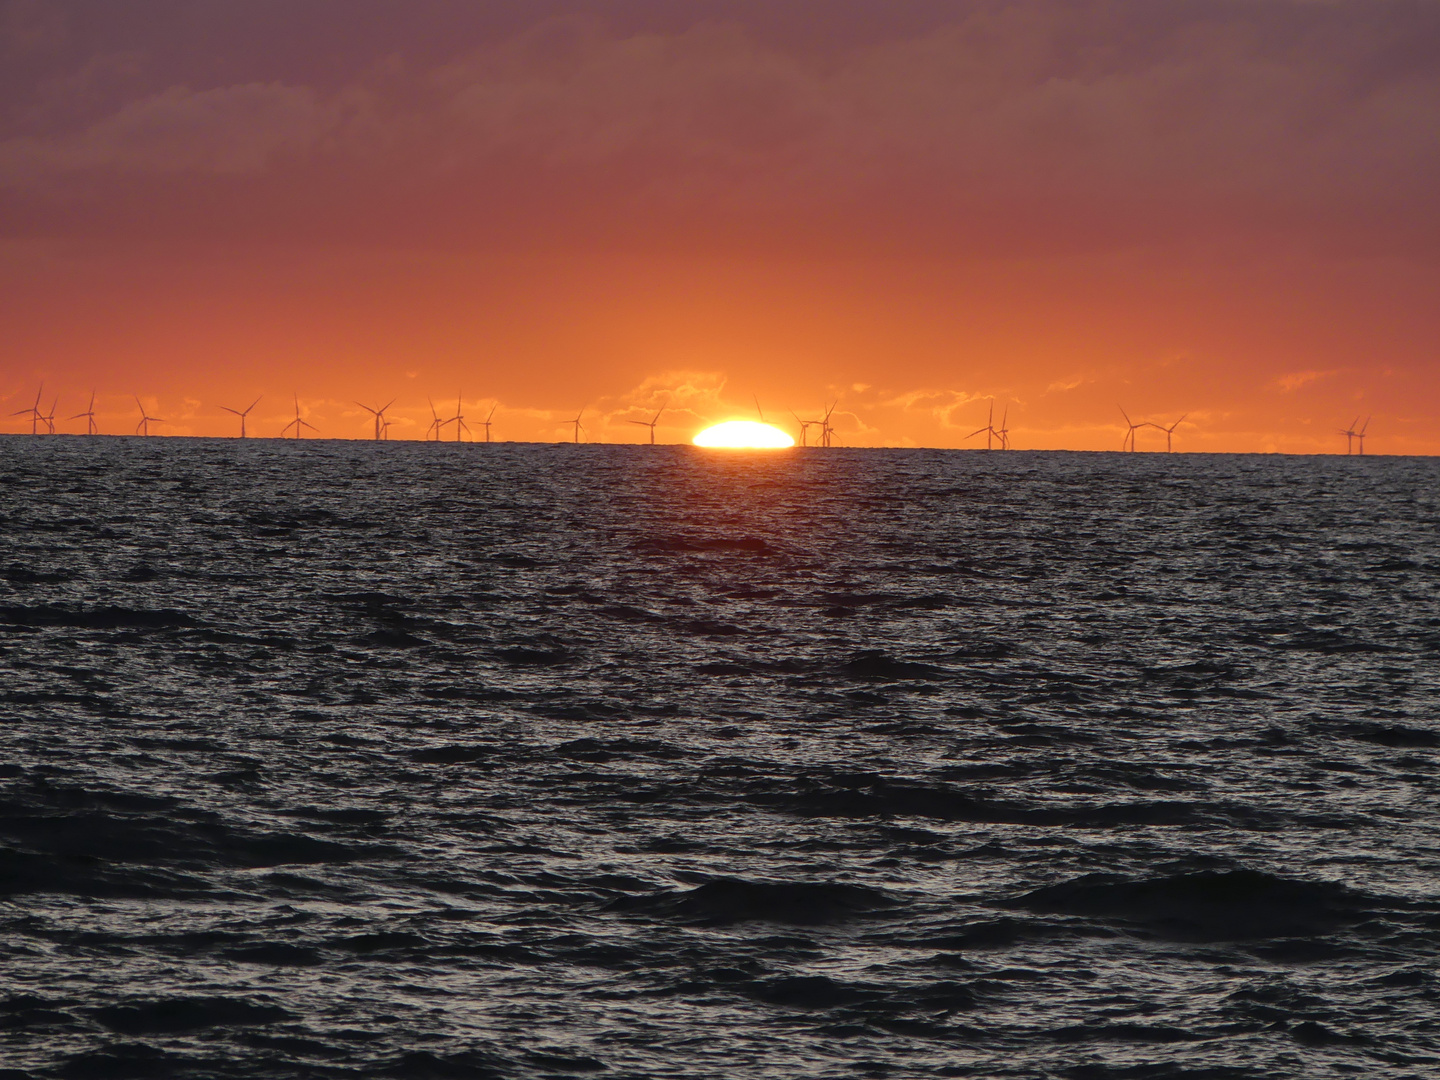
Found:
<box><xmin>0</xmin><ymin>82</ymin><xmax>347</xmax><ymax>180</ymax></box>
<box><xmin>1275</xmin><ymin>369</ymin><xmax>1336</xmax><ymax>392</ymax></box>
<box><xmin>1</xmin><ymin>3</ymin><xmax>1439</xmax><ymax>256</ymax></box>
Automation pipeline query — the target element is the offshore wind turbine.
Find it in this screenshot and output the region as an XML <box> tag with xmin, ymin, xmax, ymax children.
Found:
<box><xmin>568</xmin><ymin>409</ymin><xmax>586</xmax><ymax>444</ymax></box>
<box><xmin>425</xmin><ymin>398</ymin><xmax>444</xmax><ymax>441</ymax></box>
<box><xmin>1119</xmin><ymin>406</ymin><xmax>1146</xmax><ymax>451</ymax></box>
<box><xmin>446</xmin><ymin>394</ymin><xmax>470</xmax><ymax>442</ymax></box>
<box><xmin>1151</xmin><ymin>413</ymin><xmax>1188</xmax><ymax>453</ymax></box>
<box><xmin>11</xmin><ymin>385</ymin><xmax>44</xmax><ymax>434</ymax></box>
<box><xmin>790</xmin><ymin>410</ymin><xmax>817</xmax><ymax>446</ymax></box>
<box><xmin>281</xmin><ymin>395</ymin><xmax>316</xmax><ymax>439</ymax></box>
<box><xmin>967</xmin><ymin>402</ymin><xmax>1000</xmax><ymax>450</ymax></box>
<box><xmin>41</xmin><ymin>395</ymin><xmax>58</xmax><ymax>434</ymax></box>
<box><xmin>220</xmin><ymin>396</ymin><xmax>262</xmax><ymax>438</ymax></box>
<box><xmin>355</xmin><ymin>399</ymin><xmax>394</xmax><ymax>440</ymax></box>
<box><xmin>626</xmin><ymin>400</ymin><xmax>667</xmax><ymax>444</ymax></box>
<box><xmin>70</xmin><ymin>391</ymin><xmax>99</xmax><ymax>435</ymax></box>
<box><xmin>994</xmin><ymin>404</ymin><xmax>1010</xmax><ymax>450</ymax></box>
<box><xmin>134</xmin><ymin>397</ymin><xmax>162</xmax><ymax>436</ymax></box>
<box><xmin>1356</xmin><ymin>416</ymin><xmax>1371</xmax><ymax>455</ymax></box>
<box><xmin>1339</xmin><ymin>417</ymin><xmax>1359</xmax><ymax>455</ymax></box>
<box><xmin>479</xmin><ymin>404</ymin><xmax>497</xmax><ymax>443</ymax></box>
<box><xmin>819</xmin><ymin>401</ymin><xmax>837</xmax><ymax>447</ymax></box>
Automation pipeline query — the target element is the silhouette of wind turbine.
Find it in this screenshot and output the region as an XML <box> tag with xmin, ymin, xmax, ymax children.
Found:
<box><xmin>447</xmin><ymin>394</ymin><xmax>470</xmax><ymax>442</ymax></box>
<box><xmin>1151</xmin><ymin>413</ymin><xmax>1188</xmax><ymax>453</ymax></box>
<box><xmin>425</xmin><ymin>398</ymin><xmax>445</xmax><ymax>441</ymax></box>
<box><xmin>790</xmin><ymin>410</ymin><xmax>817</xmax><ymax>446</ymax></box>
<box><xmin>134</xmin><ymin>397</ymin><xmax>162</xmax><ymax>436</ymax></box>
<box><xmin>355</xmin><ymin>399</ymin><xmax>394</xmax><ymax>440</ymax></box>
<box><xmin>41</xmin><ymin>395</ymin><xmax>58</xmax><ymax>434</ymax></box>
<box><xmin>479</xmin><ymin>404</ymin><xmax>496</xmax><ymax>443</ymax></box>
<box><xmin>70</xmin><ymin>391</ymin><xmax>99</xmax><ymax>435</ymax></box>
<box><xmin>281</xmin><ymin>395</ymin><xmax>317</xmax><ymax>439</ymax></box>
<box><xmin>626</xmin><ymin>400</ymin><xmax>667</xmax><ymax>444</ymax></box>
<box><xmin>967</xmin><ymin>402</ymin><xmax>999</xmax><ymax>450</ymax></box>
<box><xmin>1119</xmin><ymin>406</ymin><xmax>1146</xmax><ymax>451</ymax></box>
<box><xmin>568</xmin><ymin>409</ymin><xmax>585</xmax><ymax>443</ymax></box>
<box><xmin>11</xmin><ymin>384</ymin><xmax>44</xmax><ymax>434</ymax></box>
<box><xmin>819</xmin><ymin>401</ymin><xmax>837</xmax><ymax>447</ymax></box>
<box><xmin>220</xmin><ymin>396</ymin><xmax>262</xmax><ymax>438</ymax></box>
<box><xmin>1356</xmin><ymin>416</ymin><xmax>1371</xmax><ymax>455</ymax></box>
<box><xmin>1339</xmin><ymin>417</ymin><xmax>1358</xmax><ymax>455</ymax></box>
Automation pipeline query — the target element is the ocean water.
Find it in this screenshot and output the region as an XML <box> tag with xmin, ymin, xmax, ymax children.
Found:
<box><xmin>1</xmin><ymin>437</ymin><xmax>1438</xmax><ymax>1080</ymax></box>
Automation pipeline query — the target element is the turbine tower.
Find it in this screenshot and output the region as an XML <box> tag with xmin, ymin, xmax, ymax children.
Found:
<box><xmin>355</xmin><ymin>399</ymin><xmax>394</xmax><ymax>440</ymax></box>
<box><xmin>568</xmin><ymin>410</ymin><xmax>585</xmax><ymax>444</ymax></box>
<box><xmin>967</xmin><ymin>402</ymin><xmax>1000</xmax><ymax>450</ymax></box>
<box><xmin>1151</xmin><ymin>413</ymin><xmax>1188</xmax><ymax>453</ymax></box>
<box><xmin>220</xmin><ymin>397</ymin><xmax>262</xmax><ymax>438</ymax></box>
<box><xmin>819</xmin><ymin>402</ymin><xmax>837</xmax><ymax>447</ymax></box>
<box><xmin>447</xmin><ymin>394</ymin><xmax>470</xmax><ymax>442</ymax></box>
<box><xmin>11</xmin><ymin>385</ymin><xmax>44</xmax><ymax>435</ymax></box>
<box><xmin>41</xmin><ymin>395</ymin><xmax>58</xmax><ymax>434</ymax></box>
<box><xmin>134</xmin><ymin>397</ymin><xmax>163</xmax><ymax>436</ymax></box>
<box><xmin>626</xmin><ymin>400</ymin><xmax>667</xmax><ymax>444</ymax></box>
<box><xmin>281</xmin><ymin>395</ymin><xmax>317</xmax><ymax>438</ymax></box>
<box><xmin>479</xmin><ymin>405</ymin><xmax>497</xmax><ymax>443</ymax></box>
<box><xmin>1339</xmin><ymin>418</ymin><xmax>1355</xmax><ymax>454</ymax></box>
<box><xmin>70</xmin><ymin>391</ymin><xmax>99</xmax><ymax>435</ymax></box>
<box><xmin>790</xmin><ymin>410</ymin><xmax>817</xmax><ymax>447</ymax></box>
<box><xmin>426</xmin><ymin>398</ymin><xmax>444</xmax><ymax>441</ymax></box>
<box><xmin>1356</xmin><ymin>416</ymin><xmax>1371</xmax><ymax>455</ymax></box>
<box><xmin>994</xmin><ymin>404</ymin><xmax>1010</xmax><ymax>450</ymax></box>
<box><xmin>1119</xmin><ymin>406</ymin><xmax>1146</xmax><ymax>451</ymax></box>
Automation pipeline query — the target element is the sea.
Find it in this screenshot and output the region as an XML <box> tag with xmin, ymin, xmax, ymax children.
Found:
<box><xmin>1</xmin><ymin>437</ymin><xmax>1437</xmax><ymax>1080</ymax></box>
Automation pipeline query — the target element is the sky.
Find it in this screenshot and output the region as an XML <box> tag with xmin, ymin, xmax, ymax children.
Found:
<box><xmin>2</xmin><ymin>0</ymin><xmax>1438</xmax><ymax>451</ymax></box>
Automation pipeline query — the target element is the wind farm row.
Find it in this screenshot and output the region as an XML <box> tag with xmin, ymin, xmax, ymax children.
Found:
<box><xmin>6</xmin><ymin>384</ymin><xmax>1377</xmax><ymax>453</ymax></box>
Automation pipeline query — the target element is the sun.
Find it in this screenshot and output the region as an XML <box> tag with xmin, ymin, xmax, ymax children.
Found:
<box><xmin>693</xmin><ymin>420</ymin><xmax>795</xmax><ymax>449</ymax></box>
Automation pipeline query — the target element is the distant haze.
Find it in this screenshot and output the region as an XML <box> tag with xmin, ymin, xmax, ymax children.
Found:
<box><xmin>2</xmin><ymin>1</ymin><xmax>1438</xmax><ymax>451</ymax></box>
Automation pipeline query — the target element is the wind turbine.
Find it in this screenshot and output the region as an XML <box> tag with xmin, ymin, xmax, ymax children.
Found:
<box><xmin>1119</xmin><ymin>406</ymin><xmax>1146</xmax><ymax>451</ymax></box>
<box><xmin>41</xmin><ymin>395</ymin><xmax>58</xmax><ymax>434</ymax></box>
<box><xmin>134</xmin><ymin>397</ymin><xmax>162</xmax><ymax>436</ymax></box>
<box><xmin>1151</xmin><ymin>413</ymin><xmax>1187</xmax><ymax>453</ymax></box>
<box><xmin>568</xmin><ymin>409</ymin><xmax>585</xmax><ymax>444</ymax></box>
<box><xmin>627</xmin><ymin>400</ymin><xmax>667</xmax><ymax>444</ymax></box>
<box><xmin>426</xmin><ymin>398</ymin><xmax>444</xmax><ymax>441</ymax></box>
<box><xmin>994</xmin><ymin>404</ymin><xmax>1011</xmax><ymax>450</ymax></box>
<box><xmin>447</xmin><ymin>394</ymin><xmax>470</xmax><ymax>442</ymax></box>
<box><xmin>819</xmin><ymin>401</ymin><xmax>837</xmax><ymax>447</ymax></box>
<box><xmin>1338</xmin><ymin>417</ymin><xmax>1360</xmax><ymax>454</ymax></box>
<box><xmin>790</xmin><ymin>410</ymin><xmax>817</xmax><ymax>446</ymax></box>
<box><xmin>355</xmin><ymin>399</ymin><xmax>394</xmax><ymax>440</ymax></box>
<box><xmin>1356</xmin><ymin>416</ymin><xmax>1371</xmax><ymax>455</ymax></box>
<box><xmin>220</xmin><ymin>396</ymin><xmax>262</xmax><ymax>438</ymax></box>
<box><xmin>281</xmin><ymin>395</ymin><xmax>317</xmax><ymax>439</ymax></box>
<box><xmin>11</xmin><ymin>384</ymin><xmax>44</xmax><ymax>434</ymax></box>
<box><xmin>479</xmin><ymin>404</ymin><xmax>497</xmax><ymax>443</ymax></box>
<box><xmin>967</xmin><ymin>402</ymin><xmax>999</xmax><ymax>450</ymax></box>
<box><xmin>70</xmin><ymin>391</ymin><xmax>99</xmax><ymax>435</ymax></box>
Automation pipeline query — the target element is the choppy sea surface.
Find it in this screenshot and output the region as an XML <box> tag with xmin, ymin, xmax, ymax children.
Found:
<box><xmin>1</xmin><ymin>437</ymin><xmax>1438</xmax><ymax>1080</ymax></box>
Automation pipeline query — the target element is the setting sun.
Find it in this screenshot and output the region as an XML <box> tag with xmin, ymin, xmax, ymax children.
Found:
<box><xmin>692</xmin><ymin>420</ymin><xmax>795</xmax><ymax>449</ymax></box>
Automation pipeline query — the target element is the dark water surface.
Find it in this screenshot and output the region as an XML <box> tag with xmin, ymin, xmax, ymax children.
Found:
<box><xmin>1</xmin><ymin>438</ymin><xmax>1438</xmax><ymax>1079</ymax></box>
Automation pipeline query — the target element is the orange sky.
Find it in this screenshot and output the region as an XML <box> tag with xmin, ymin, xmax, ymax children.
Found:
<box><xmin>3</xmin><ymin>1</ymin><xmax>1438</xmax><ymax>452</ymax></box>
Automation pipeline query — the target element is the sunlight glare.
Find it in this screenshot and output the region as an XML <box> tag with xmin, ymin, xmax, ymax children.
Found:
<box><xmin>692</xmin><ymin>420</ymin><xmax>795</xmax><ymax>449</ymax></box>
